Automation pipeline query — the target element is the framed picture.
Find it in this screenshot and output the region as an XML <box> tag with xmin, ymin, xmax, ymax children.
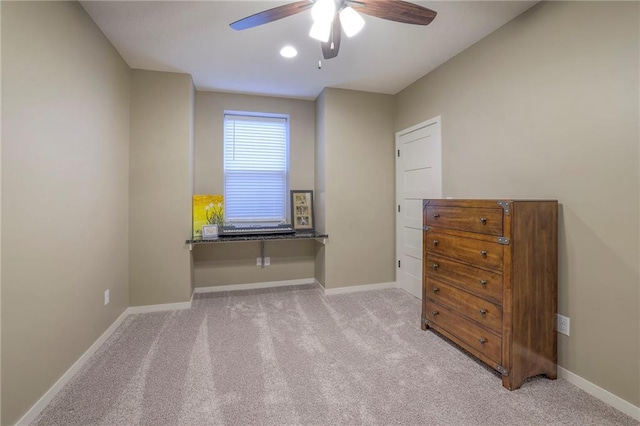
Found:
<box><xmin>192</xmin><ymin>194</ymin><xmax>224</xmax><ymax>238</ymax></box>
<box><xmin>290</xmin><ymin>190</ymin><xmax>314</xmax><ymax>231</ymax></box>
<box><xmin>202</xmin><ymin>224</ymin><xmax>219</xmax><ymax>239</ymax></box>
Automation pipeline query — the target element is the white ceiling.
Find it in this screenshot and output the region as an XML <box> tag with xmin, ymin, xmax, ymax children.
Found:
<box><xmin>80</xmin><ymin>1</ymin><xmax>537</xmax><ymax>100</ymax></box>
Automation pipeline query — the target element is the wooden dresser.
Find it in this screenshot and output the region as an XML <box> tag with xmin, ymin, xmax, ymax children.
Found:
<box><xmin>421</xmin><ymin>199</ymin><xmax>558</xmax><ymax>390</ymax></box>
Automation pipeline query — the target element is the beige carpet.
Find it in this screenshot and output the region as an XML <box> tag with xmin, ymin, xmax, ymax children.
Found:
<box><xmin>33</xmin><ymin>285</ymin><xmax>637</xmax><ymax>425</ymax></box>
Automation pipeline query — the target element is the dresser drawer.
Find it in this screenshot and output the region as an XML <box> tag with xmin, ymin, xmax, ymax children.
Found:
<box><xmin>425</xmin><ymin>300</ymin><xmax>501</xmax><ymax>363</ymax></box>
<box><xmin>426</xmin><ymin>279</ymin><xmax>503</xmax><ymax>334</ymax></box>
<box><xmin>426</xmin><ymin>206</ymin><xmax>503</xmax><ymax>236</ymax></box>
<box><xmin>425</xmin><ymin>254</ymin><xmax>503</xmax><ymax>304</ymax></box>
<box><xmin>425</xmin><ymin>232</ymin><xmax>504</xmax><ymax>271</ymax></box>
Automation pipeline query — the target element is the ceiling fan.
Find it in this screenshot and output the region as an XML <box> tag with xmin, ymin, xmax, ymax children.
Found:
<box><xmin>230</xmin><ymin>0</ymin><xmax>437</xmax><ymax>60</ymax></box>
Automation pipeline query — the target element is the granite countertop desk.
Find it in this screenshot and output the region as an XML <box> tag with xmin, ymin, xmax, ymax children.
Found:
<box><xmin>186</xmin><ymin>231</ymin><xmax>328</xmax><ymax>269</ymax></box>
<box><xmin>186</xmin><ymin>231</ymin><xmax>328</xmax><ymax>246</ymax></box>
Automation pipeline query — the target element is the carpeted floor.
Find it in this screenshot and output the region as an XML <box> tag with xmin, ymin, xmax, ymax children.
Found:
<box><xmin>34</xmin><ymin>285</ymin><xmax>637</xmax><ymax>425</ymax></box>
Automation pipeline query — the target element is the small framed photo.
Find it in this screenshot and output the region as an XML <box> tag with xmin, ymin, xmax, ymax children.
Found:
<box><xmin>202</xmin><ymin>224</ymin><xmax>219</xmax><ymax>239</ymax></box>
<box><xmin>290</xmin><ymin>190</ymin><xmax>314</xmax><ymax>232</ymax></box>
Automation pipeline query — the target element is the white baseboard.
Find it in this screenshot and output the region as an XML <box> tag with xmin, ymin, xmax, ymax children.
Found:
<box><xmin>323</xmin><ymin>281</ymin><xmax>397</xmax><ymax>295</ymax></box>
<box><xmin>15</xmin><ymin>308</ymin><xmax>130</xmax><ymax>426</ymax></box>
<box><xmin>558</xmin><ymin>366</ymin><xmax>640</xmax><ymax>421</ymax></box>
<box><xmin>194</xmin><ymin>278</ymin><xmax>315</xmax><ymax>293</ymax></box>
<box><xmin>127</xmin><ymin>300</ymin><xmax>192</xmax><ymax>314</ymax></box>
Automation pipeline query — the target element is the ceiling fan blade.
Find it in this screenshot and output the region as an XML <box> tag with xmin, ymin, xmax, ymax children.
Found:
<box><xmin>230</xmin><ymin>1</ymin><xmax>312</xmax><ymax>31</ymax></box>
<box><xmin>321</xmin><ymin>14</ymin><xmax>342</xmax><ymax>59</ymax></box>
<box><xmin>350</xmin><ymin>0</ymin><xmax>437</xmax><ymax>26</ymax></box>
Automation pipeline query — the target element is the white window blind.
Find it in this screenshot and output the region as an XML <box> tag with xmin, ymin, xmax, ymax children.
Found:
<box><xmin>223</xmin><ymin>113</ymin><xmax>289</xmax><ymax>222</ymax></box>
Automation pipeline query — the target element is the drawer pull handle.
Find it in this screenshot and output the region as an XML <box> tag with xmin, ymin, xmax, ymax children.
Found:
<box><xmin>432</xmin><ymin>287</ymin><xmax>440</xmax><ymax>293</ymax></box>
<box><xmin>433</xmin><ymin>240</ymin><xmax>439</xmax><ymax>246</ymax></box>
<box><xmin>479</xmin><ymin>338</ymin><xmax>487</xmax><ymax>345</ymax></box>
<box><xmin>479</xmin><ymin>309</ymin><xmax>487</xmax><ymax>315</ymax></box>
<box><xmin>432</xmin><ymin>263</ymin><xmax>439</xmax><ymax>270</ymax></box>
<box><xmin>480</xmin><ymin>250</ymin><xmax>488</xmax><ymax>257</ymax></box>
<box><xmin>431</xmin><ymin>311</ymin><xmax>439</xmax><ymax>316</ymax></box>
<box><xmin>480</xmin><ymin>217</ymin><xmax>487</xmax><ymax>224</ymax></box>
<box><xmin>433</xmin><ymin>213</ymin><xmax>440</xmax><ymax>218</ymax></box>
<box><xmin>480</xmin><ymin>280</ymin><xmax>487</xmax><ymax>286</ymax></box>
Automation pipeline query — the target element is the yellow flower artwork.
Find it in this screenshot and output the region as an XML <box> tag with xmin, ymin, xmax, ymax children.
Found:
<box><xmin>192</xmin><ymin>194</ymin><xmax>224</xmax><ymax>238</ymax></box>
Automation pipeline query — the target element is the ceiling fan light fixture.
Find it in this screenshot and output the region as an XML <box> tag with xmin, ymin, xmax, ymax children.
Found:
<box><xmin>229</xmin><ymin>0</ymin><xmax>437</xmax><ymax>61</ymax></box>
<box><xmin>311</xmin><ymin>0</ymin><xmax>336</xmax><ymax>24</ymax></box>
<box><xmin>339</xmin><ymin>6</ymin><xmax>365</xmax><ymax>37</ymax></box>
<box><xmin>309</xmin><ymin>20</ymin><xmax>331</xmax><ymax>42</ymax></box>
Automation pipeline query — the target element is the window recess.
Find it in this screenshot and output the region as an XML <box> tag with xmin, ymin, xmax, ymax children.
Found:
<box><xmin>223</xmin><ymin>113</ymin><xmax>289</xmax><ymax>223</ymax></box>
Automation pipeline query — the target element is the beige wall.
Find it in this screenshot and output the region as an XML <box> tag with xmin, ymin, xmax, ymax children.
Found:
<box><xmin>192</xmin><ymin>240</ymin><xmax>315</xmax><ymax>287</ymax></box>
<box><xmin>194</xmin><ymin>91</ymin><xmax>315</xmax><ymax>194</ymax></box>
<box><xmin>314</xmin><ymin>91</ymin><xmax>327</xmax><ymax>286</ymax></box>
<box><xmin>1</xmin><ymin>2</ymin><xmax>3</xmax><ymax>421</ymax></box>
<box><xmin>396</xmin><ymin>1</ymin><xmax>640</xmax><ymax>406</ymax></box>
<box><xmin>1</xmin><ymin>2</ymin><xmax>131</xmax><ymax>424</ymax></box>
<box><xmin>192</xmin><ymin>91</ymin><xmax>316</xmax><ymax>288</ymax></box>
<box><xmin>190</xmin><ymin>83</ymin><xmax>196</xmax><ymax>295</ymax></box>
<box><xmin>129</xmin><ymin>70</ymin><xmax>194</xmax><ymax>305</ymax></box>
<box><xmin>319</xmin><ymin>88</ymin><xmax>396</xmax><ymax>289</ymax></box>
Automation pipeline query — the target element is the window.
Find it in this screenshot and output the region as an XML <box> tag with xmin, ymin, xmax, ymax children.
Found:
<box><xmin>223</xmin><ymin>112</ymin><xmax>289</xmax><ymax>223</ymax></box>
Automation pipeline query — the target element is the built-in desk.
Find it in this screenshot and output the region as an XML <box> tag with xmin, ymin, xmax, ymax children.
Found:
<box><xmin>186</xmin><ymin>232</ymin><xmax>328</xmax><ymax>269</ymax></box>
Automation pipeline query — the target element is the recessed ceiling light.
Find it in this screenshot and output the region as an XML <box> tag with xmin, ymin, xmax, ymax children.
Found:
<box><xmin>280</xmin><ymin>45</ymin><xmax>298</xmax><ymax>58</ymax></box>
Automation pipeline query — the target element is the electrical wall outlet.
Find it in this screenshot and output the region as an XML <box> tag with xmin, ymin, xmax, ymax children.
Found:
<box><xmin>557</xmin><ymin>314</ymin><xmax>570</xmax><ymax>336</ymax></box>
<box><xmin>256</xmin><ymin>257</ymin><xmax>262</xmax><ymax>266</ymax></box>
<box><xmin>264</xmin><ymin>257</ymin><xmax>270</xmax><ymax>266</ymax></box>
<box><xmin>104</xmin><ymin>289</ymin><xmax>110</xmax><ymax>306</ymax></box>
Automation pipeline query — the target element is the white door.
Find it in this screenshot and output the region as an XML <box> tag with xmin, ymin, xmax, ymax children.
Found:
<box><xmin>396</xmin><ymin>117</ymin><xmax>442</xmax><ymax>299</ymax></box>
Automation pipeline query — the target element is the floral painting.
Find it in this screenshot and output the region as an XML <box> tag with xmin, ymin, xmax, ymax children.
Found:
<box><xmin>193</xmin><ymin>195</ymin><xmax>224</xmax><ymax>238</ymax></box>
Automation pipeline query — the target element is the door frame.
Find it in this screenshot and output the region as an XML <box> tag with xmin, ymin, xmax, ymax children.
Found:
<box><xmin>395</xmin><ymin>116</ymin><xmax>442</xmax><ymax>296</ymax></box>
